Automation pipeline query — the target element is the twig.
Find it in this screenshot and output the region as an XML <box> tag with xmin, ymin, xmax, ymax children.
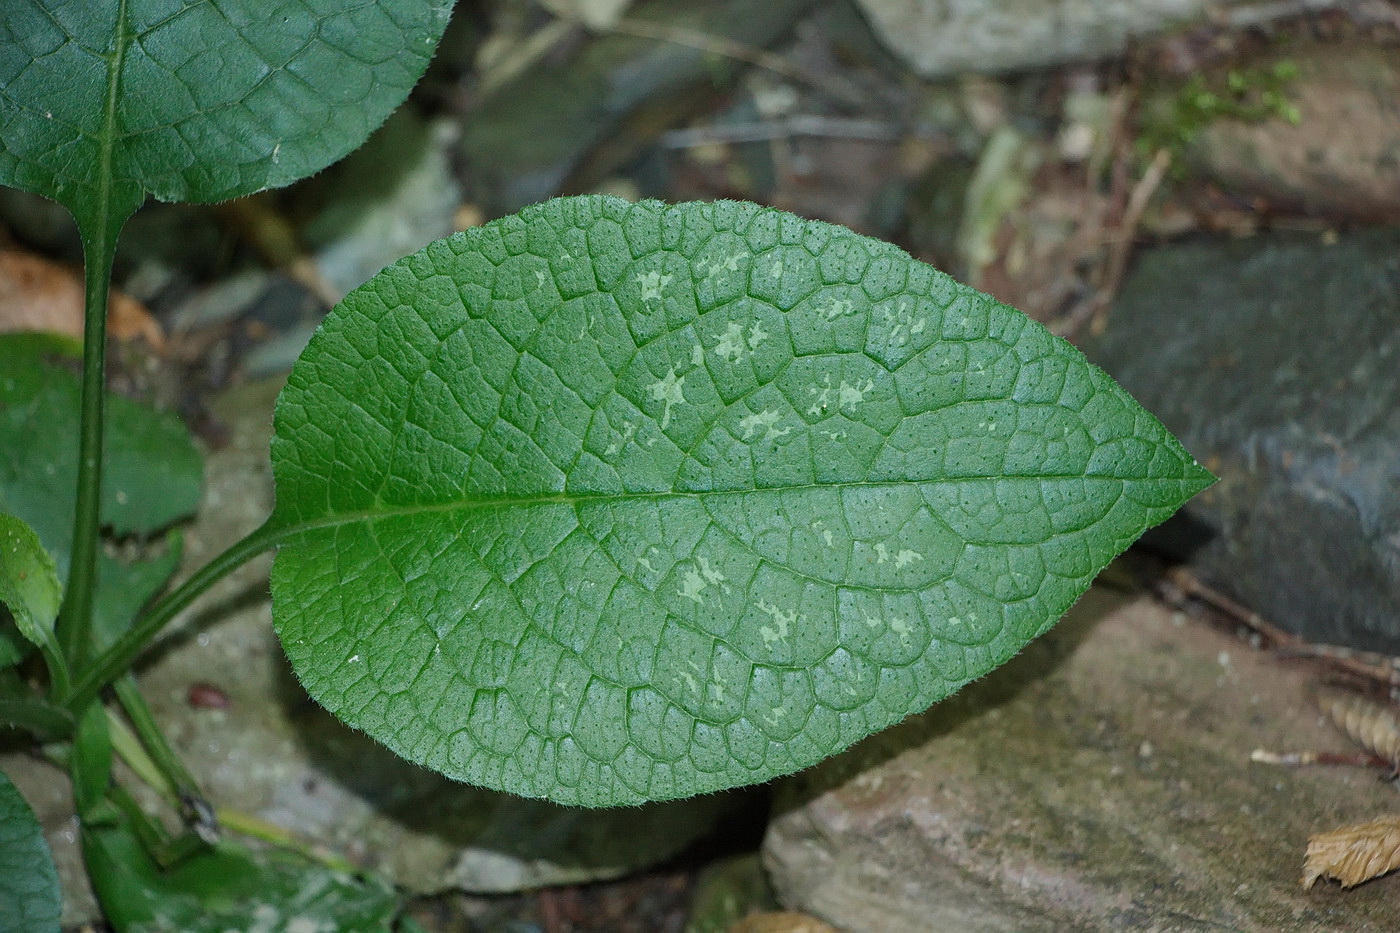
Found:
<box><xmin>609</xmin><ymin>15</ymin><xmax>868</xmax><ymax>108</ymax></box>
<box><xmin>1159</xmin><ymin>566</ymin><xmax>1301</xmax><ymax>648</ymax></box>
<box><xmin>1053</xmin><ymin>146</ymin><xmax>1171</xmax><ymax>338</ymax></box>
<box><xmin>1157</xmin><ymin>566</ymin><xmax>1400</xmax><ymax>694</ymax></box>
<box><xmin>1277</xmin><ymin>643</ymin><xmax>1400</xmax><ymax>694</ymax></box>
<box><xmin>476</xmin><ymin>17</ymin><xmax>576</xmax><ymax>99</ymax></box>
<box><xmin>216</xmin><ymin>197</ymin><xmax>340</xmax><ymax>307</ymax></box>
<box><xmin>1251</xmin><ymin>748</ymin><xmax>1393</xmax><ymax>770</ymax></box>
<box><xmin>661</xmin><ymin>115</ymin><xmax>906</xmax><ymax>148</ymax></box>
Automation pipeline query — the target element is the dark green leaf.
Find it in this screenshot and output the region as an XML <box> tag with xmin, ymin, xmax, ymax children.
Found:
<box><xmin>84</xmin><ymin>816</ymin><xmax>398</xmax><ymax>933</ymax></box>
<box><xmin>71</xmin><ymin>702</ymin><xmax>114</xmax><ymax>820</ymax></box>
<box><xmin>0</xmin><ymin>609</ymin><xmax>25</xmax><ymax>669</ymax></box>
<box><xmin>0</xmin><ymin>767</ymin><xmax>61</xmax><ymax>933</ymax></box>
<box><xmin>0</xmin><ymin>0</ymin><xmax>454</xmax><ymax>223</ymax></box>
<box><xmin>0</xmin><ymin>698</ymin><xmax>74</xmax><ymax>737</ymax></box>
<box><xmin>93</xmin><ymin>531</ymin><xmax>183</xmax><ymax>651</ymax></box>
<box><xmin>0</xmin><ymin>512</ymin><xmax>60</xmax><ymax>667</ymax></box>
<box><xmin>269</xmin><ymin>196</ymin><xmax>1214</xmax><ymax>806</ymax></box>
<box><xmin>0</xmin><ymin>333</ymin><xmax>200</xmax><ymax>581</ymax></box>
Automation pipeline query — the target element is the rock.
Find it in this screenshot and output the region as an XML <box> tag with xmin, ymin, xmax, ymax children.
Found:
<box><xmin>1086</xmin><ymin>228</ymin><xmax>1400</xmax><ymax>652</ymax></box>
<box><xmin>457</xmin><ymin>0</ymin><xmax>818</xmax><ymax>215</ymax></box>
<box><xmin>298</xmin><ymin>108</ymin><xmax>463</xmax><ymax>300</ymax></box>
<box><xmin>5</xmin><ymin>376</ymin><xmax>747</xmax><ymax>926</ymax></box>
<box><xmin>1185</xmin><ymin>43</ymin><xmax>1400</xmax><ymax>221</ymax></box>
<box><xmin>850</xmin><ymin>0</ymin><xmax>1346</xmax><ymax>78</ymax></box>
<box><xmin>763</xmin><ymin>588</ymin><xmax>1400</xmax><ymax>932</ymax></box>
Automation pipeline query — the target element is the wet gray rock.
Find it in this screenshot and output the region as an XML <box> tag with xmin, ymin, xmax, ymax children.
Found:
<box><xmin>1087</xmin><ymin>228</ymin><xmax>1400</xmax><ymax>652</ymax></box>
<box><xmin>851</xmin><ymin>0</ymin><xmax>1344</xmax><ymax>78</ymax></box>
<box><xmin>763</xmin><ymin>589</ymin><xmax>1400</xmax><ymax>932</ymax></box>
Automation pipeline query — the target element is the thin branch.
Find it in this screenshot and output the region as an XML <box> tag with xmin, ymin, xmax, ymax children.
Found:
<box><xmin>610</xmin><ymin>15</ymin><xmax>868</xmax><ymax>108</ymax></box>
<box><xmin>662</xmin><ymin>115</ymin><xmax>905</xmax><ymax>148</ymax></box>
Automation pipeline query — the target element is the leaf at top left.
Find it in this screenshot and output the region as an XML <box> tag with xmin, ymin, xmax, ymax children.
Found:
<box><xmin>0</xmin><ymin>0</ymin><xmax>454</xmax><ymax>228</ymax></box>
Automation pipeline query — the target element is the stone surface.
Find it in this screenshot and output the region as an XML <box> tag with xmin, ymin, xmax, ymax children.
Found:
<box><xmin>763</xmin><ymin>587</ymin><xmax>1400</xmax><ymax>932</ymax></box>
<box><xmin>851</xmin><ymin>0</ymin><xmax>1343</xmax><ymax>79</ymax></box>
<box><xmin>1087</xmin><ymin>227</ymin><xmax>1400</xmax><ymax>652</ymax></box>
<box><xmin>457</xmin><ymin>0</ymin><xmax>817</xmax><ymax>214</ymax></box>
<box><xmin>1186</xmin><ymin>43</ymin><xmax>1400</xmax><ymax>221</ymax></box>
<box><xmin>3</xmin><ymin>377</ymin><xmax>745</xmax><ymax>925</ymax></box>
<box><xmin>299</xmin><ymin>108</ymin><xmax>462</xmax><ymax>301</ymax></box>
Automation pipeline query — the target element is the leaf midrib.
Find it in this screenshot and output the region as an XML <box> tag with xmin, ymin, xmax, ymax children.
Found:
<box><xmin>268</xmin><ymin>471</ymin><xmax>1173</xmax><ymax>540</ymax></box>
<box><xmin>94</xmin><ymin>0</ymin><xmax>133</xmax><ymax>226</ymax></box>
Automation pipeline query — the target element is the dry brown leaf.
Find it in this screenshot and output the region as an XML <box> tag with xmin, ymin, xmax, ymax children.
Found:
<box><xmin>1316</xmin><ymin>687</ymin><xmax>1400</xmax><ymax>769</ymax></box>
<box><xmin>728</xmin><ymin>911</ymin><xmax>844</xmax><ymax>933</ymax></box>
<box><xmin>0</xmin><ymin>251</ymin><xmax>163</xmax><ymax>349</ymax></box>
<box><xmin>1304</xmin><ymin>816</ymin><xmax>1400</xmax><ymax>889</ymax></box>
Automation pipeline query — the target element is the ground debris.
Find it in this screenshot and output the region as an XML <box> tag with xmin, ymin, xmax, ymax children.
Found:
<box><xmin>729</xmin><ymin>911</ymin><xmax>843</xmax><ymax>933</ymax></box>
<box><xmin>1315</xmin><ymin>686</ymin><xmax>1400</xmax><ymax>771</ymax></box>
<box><xmin>1304</xmin><ymin>816</ymin><xmax>1400</xmax><ymax>889</ymax></box>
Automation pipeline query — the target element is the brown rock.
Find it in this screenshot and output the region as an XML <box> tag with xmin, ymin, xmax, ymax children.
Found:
<box><xmin>764</xmin><ymin>587</ymin><xmax>1400</xmax><ymax>931</ymax></box>
<box><xmin>1189</xmin><ymin>43</ymin><xmax>1400</xmax><ymax>221</ymax></box>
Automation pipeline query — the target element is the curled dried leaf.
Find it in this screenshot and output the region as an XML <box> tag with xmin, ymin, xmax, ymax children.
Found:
<box><xmin>1316</xmin><ymin>687</ymin><xmax>1400</xmax><ymax>769</ymax></box>
<box><xmin>0</xmin><ymin>251</ymin><xmax>163</xmax><ymax>348</ymax></box>
<box><xmin>1304</xmin><ymin>816</ymin><xmax>1400</xmax><ymax>889</ymax></box>
<box><xmin>729</xmin><ymin>912</ymin><xmax>844</xmax><ymax>933</ymax></box>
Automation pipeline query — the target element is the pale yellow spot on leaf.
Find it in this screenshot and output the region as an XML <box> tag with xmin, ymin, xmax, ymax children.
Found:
<box><xmin>647</xmin><ymin>367</ymin><xmax>685</xmax><ymax>429</ymax></box>
<box><xmin>636</xmin><ymin>270</ymin><xmax>671</xmax><ymax>303</ymax></box>
<box><xmin>738</xmin><ymin>407</ymin><xmax>790</xmax><ymax>442</ymax></box>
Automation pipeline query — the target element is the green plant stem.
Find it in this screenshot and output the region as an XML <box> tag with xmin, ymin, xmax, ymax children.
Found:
<box><xmin>112</xmin><ymin>674</ymin><xmax>205</xmax><ymax>806</ymax></box>
<box><xmin>217</xmin><ymin>807</ymin><xmax>358</xmax><ymax>874</ymax></box>
<box><xmin>62</xmin><ymin>519</ymin><xmax>283</xmax><ymax>716</ymax></box>
<box><xmin>0</xmin><ymin>698</ymin><xmax>75</xmax><ymax>739</ymax></box>
<box><xmin>57</xmin><ymin>229</ymin><xmax>121</xmax><ymax>671</ymax></box>
<box><xmin>106</xmin><ymin>705</ymin><xmax>175</xmax><ymax>802</ymax></box>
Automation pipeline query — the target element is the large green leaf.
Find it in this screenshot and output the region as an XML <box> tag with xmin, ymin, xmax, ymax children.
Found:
<box><xmin>0</xmin><ymin>0</ymin><xmax>453</xmax><ymax>227</ymax></box>
<box><xmin>269</xmin><ymin>196</ymin><xmax>1214</xmax><ymax>807</ymax></box>
<box><xmin>0</xmin><ymin>334</ymin><xmax>200</xmax><ymax>582</ymax></box>
<box><xmin>0</xmin><ymin>767</ymin><xmax>62</xmax><ymax>933</ymax></box>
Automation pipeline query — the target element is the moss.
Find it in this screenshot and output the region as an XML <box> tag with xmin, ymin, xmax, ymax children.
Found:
<box><xmin>1140</xmin><ymin>60</ymin><xmax>1301</xmax><ymax>163</ymax></box>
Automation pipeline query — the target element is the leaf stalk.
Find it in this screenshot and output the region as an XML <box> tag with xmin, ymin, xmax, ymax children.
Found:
<box><xmin>62</xmin><ymin>519</ymin><xmax>283</xmax><ymax>716</ymax></box>
<box><xmin>57</xmin><ymin>226</ymin><xmax>121</xmax><ymax>671</ymax></box>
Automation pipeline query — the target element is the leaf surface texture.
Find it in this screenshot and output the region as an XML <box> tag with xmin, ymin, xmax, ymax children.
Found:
<box><xmin>0</xmin><ymin>768</ymin><xmax>61</xmax><ymax>933</ymax></box>
<box><xmin>0</xmin><ymin>0</ymin><xmax>452</xmax><ymax>220</ymax></box>
<box><xmin>270</xmin><ymin>196</ymin><xmax>1213</xmax><ymax>806</ymax></box>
